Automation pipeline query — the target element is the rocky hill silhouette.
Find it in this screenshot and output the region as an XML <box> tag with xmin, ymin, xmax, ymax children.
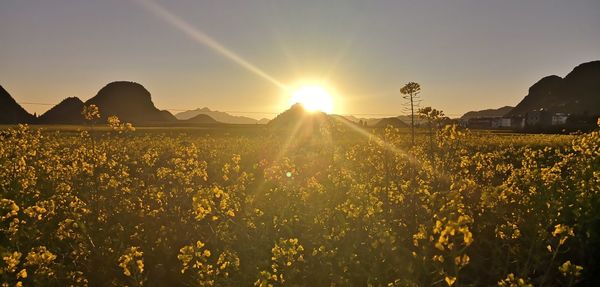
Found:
<box><xmin>176</xmin><ymin>107</ymin><xmax>261</xmax><ymax>124</ymax></box>
<box><xmin>268</xmin><ymin>104</ymin><xmax>332</xmax><ymax>133</ymax></box>
<box><xmin>37</xmin><ymin>97</ymin><xmax>84</xmax><ymax>124</ymax></box>
<box><xmin>85</xmin><ymin>81</ymin><xmax>176</xmax><ymax>124</ymax></box>
<box><xmin>507</xmin><ymin>61</ymin><xmax>600</xmax><ymax>116</ymax></box>
<box><xmin>0</xmin><ymin>85</ymin><xmax>36</xmax><ymax>124</ymax></box>
<box><xmin>461</xmin><ymin>106</ymin><xmax>513</xmax><ymax>120</ymax></box>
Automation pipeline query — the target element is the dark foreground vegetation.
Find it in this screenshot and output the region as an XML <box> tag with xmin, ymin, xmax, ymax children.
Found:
<box><xmin>0</xmin><ymin>119</ymin><xmax>598</xmax><ymax>286</ymax></box>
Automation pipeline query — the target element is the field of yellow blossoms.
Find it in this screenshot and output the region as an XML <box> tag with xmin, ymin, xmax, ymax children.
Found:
<box><xmin>1</xmin><ymin>114</ymin><xmax>599</xmax><ymax>286</ymax></box>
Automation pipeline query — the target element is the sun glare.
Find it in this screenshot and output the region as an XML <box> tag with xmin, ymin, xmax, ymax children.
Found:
<box><xmin>289</xmin><ymin>85</ymin><xmax>334</xmax><ymax>113</ymax></box>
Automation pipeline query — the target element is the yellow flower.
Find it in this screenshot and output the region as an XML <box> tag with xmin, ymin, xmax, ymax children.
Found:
<box><xmin>2</xmin><ymin>252</ymin><xmax>22</xmax><ymax>273</ymax></box>
<box><xmin>82</xmin><ymin>104</ymin><xmax>100</xmax><ymax>121</ymax></box>
<box><xmin>559</xmin><ymin>260</ymin><xmax>583</xmax><ymax>277</ymax></box>
<box><xmin>118</xmin><ymin>246</ymin><xmax>144</xmax><ymax>277</ymax></box>
<box><xmin>444</xmin><ymin>276</ymin><xmax>456</xmax><ymax>286</ymax></box>
<box><xmin>17</xmin><ymin>269</ymin><xmax>27</xmax><ymax>279</ymax></box>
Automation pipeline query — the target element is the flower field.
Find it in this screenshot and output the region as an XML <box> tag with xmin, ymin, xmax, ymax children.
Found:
<box><xmin>1</xmin><ymin>121</ymin><xmax>598</xmax><ymax>286</ymax></box>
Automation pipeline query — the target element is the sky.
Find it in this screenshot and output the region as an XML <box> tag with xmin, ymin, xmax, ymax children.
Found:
<box><xmin>1</xmin><ymin>0</ymin><xmax>599</xmax><ymax>119</ymax></box>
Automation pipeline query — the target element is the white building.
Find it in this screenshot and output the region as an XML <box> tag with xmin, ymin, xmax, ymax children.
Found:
<box><xmin>491</xmin><ymin>118</ymin><xmax>512</xmax><ymax>128</ymax></box>
<box><xmin>552</xmin><ymin>113</ymin><xmax>569</xmax><ymax>125</ymax></box>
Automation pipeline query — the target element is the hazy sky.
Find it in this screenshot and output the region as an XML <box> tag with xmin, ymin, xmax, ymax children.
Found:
<box><xmin>1</xmin><ymin>0</ymin><xmax>599</xmax><ymax>118</ymax></box>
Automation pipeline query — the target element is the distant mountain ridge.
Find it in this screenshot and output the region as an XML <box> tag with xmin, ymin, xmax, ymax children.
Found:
<box><xmin>507</xmin><ymin>60</ymin><xmax>600</xmax><ymax>116</ymax></box>
<box><xmin>175</xmin><ymin>107</ymin><xmax>265</xmax><ymax>124</ymax></box>
<box><xmin>461</xmin><ymin>106</ymin><xmax>513</xmax><ymax>120</ymax></box>
<box><xmin>257</xmin><ymin>118</ymin><xmax>270</xmax><ymax>124</ymax></box>
<box><xmin>0</xmin><ymin>86</ymin><xmax>36</xmax><ymax>124</ymax></box>
<box><xmin>184</xmin><ymin>113</ymin><xmax>219</xmax><ymax>124</ymax></box>
<box><xmin>374</xmin><ymin>117</ymin><xmax>409</xmax><ymax>128</ymax></box>
<box><xmin>3</xmin><ymin>60</ymin><xmax>598</xmax><ymax>127</ymax></box>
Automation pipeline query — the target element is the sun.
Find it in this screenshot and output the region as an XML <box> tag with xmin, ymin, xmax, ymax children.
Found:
<box><xmin>289</xmin><ymin>85</ymin><xmax>334</xmax><ymax>113</ymax></box>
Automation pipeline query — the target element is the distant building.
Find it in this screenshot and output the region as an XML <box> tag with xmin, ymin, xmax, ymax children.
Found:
<box><xmin>510</xmin><ymin>116</ymin><xmax>526</xmax><ymax>129</ymax></box>
<box><xmin>491</xmin><ymin>117</ymin><xmax>512</xmax><ymax>128</ymax></box>
<box><xmin>552</xmin><ymin>113</ymin><xmax>569</xmax><ymax>125</ymax></box>
<box><xmin>491</xmin><ymin>118</ymin><xmax>500</xmax><ymax>128</ymax></box>
<box><xmin>467</xmin><ymin>117</ymin><xmax>512</xmax><ymax>129</ymax></box>
<box><xmin>465</xmin><ymin>115</ymin><xmax>532</xmax><ymax>130</ymax></box>
<box><xmin>526</xmin><ymin>109</ymin><xmax>552</xmax><ymax>127</ymax></box>
<box><xmin>467</xmin><ymin>117</ymin><xmax>494</xmax><ymax>129</ymax></box>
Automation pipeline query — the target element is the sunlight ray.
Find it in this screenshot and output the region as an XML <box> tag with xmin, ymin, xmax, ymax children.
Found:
<box><xmin>132</xmin><ymin>0</ymin><xmax>289</xmax><ymax>90</ymax></box>
<box><xmin>323</xmin><ymin>35</ymin><xmax>356</xmax><ymax>81</ymax></box>
<box><xmin>247</xmin><ymin>112</ymin><xmax>308</xmax><ymax>199</ymax></box>
<box><xmin>334</xmin><ymin>117</ymin><xmax>410</xmax><ymax>158</ymax></box>
<box><xmin>332</xmin><ymin>117</ymin><xmax>450</xmax><ymax>182</ymax></box>
<box><xmin>334</xmin><ymin>118</ymin><xmax>438</xmax><ymax>184</ymax></box>
<box><xmin>271</xmin><ymin>113</ymin><xmax>308</xmax><ymax>164</ymax></box>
